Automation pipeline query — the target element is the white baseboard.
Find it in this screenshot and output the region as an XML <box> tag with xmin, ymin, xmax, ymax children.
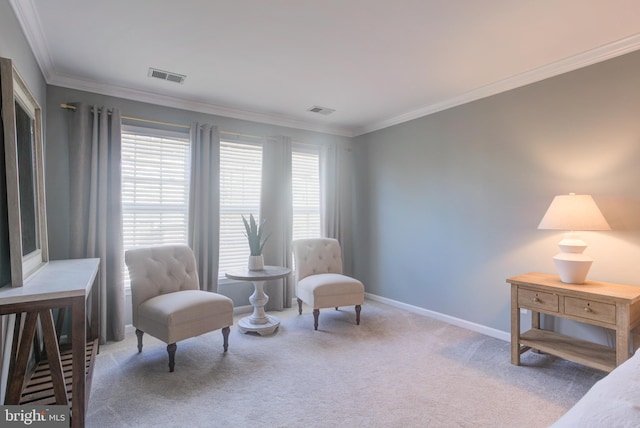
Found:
<box><xmin>365</xmin><ymin>292</ymin><xmax>510</xmax><ymax>342</ymax></box>
<box><xmin>124</xmin><ymin>298</ymin><xmax>508</xmax><ymax>341</ymax></box>
<box><xmin>233</xmin><ymin>305</ymin><xmax>253</xmax><ymax>316</ymax></box>
<box><xmin>292</xmin><ymin>293</ymin><xmax>510</xmax><ymax>341</ymax></box>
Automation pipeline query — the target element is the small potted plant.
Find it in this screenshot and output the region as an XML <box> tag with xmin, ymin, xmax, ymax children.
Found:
<box><xmin>242</xmin><ymin>214</ymin><xmax>269</xmax><ymax>271</ymax></box>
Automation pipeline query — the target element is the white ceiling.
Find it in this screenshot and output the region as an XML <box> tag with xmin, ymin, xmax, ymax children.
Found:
<box><xmin>10</xmin><ymin>0</ymin><xmax>640</xmax><ymax>137</ymax></box>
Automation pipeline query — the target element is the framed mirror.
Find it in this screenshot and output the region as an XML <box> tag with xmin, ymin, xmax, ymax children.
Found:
<box><xmin>1</xmin><ymin>57</ymin><xmax>48</xmax><ymax>287</ymax></box>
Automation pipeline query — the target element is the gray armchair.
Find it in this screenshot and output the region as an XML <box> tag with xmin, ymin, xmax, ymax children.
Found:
<box><xmin>291</xmin><ymin>238</ymin><xmax>364</xmax><ymax>330</ymax></box>
<box><xmin>125</xmin><ymin>244</ymin><xmax>233</xmax><ymax>372</ymax></box>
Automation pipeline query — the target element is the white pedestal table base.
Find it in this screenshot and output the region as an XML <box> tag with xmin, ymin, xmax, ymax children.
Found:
<box><xmin>238</xmin><ymin>315</ymin><xmax>281</xmax><ymax>335</ymax></box>
<box><xmin>225</xmin><ymin>266</ymin><xmax>291</xmax><ymax>337</ymax></box>
<box><xmin>239</xmin><ymin>280</ymin><xmax>281</xmax><ymax>335</ymax></box>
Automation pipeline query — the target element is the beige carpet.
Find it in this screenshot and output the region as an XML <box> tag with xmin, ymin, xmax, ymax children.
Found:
<box><xmin>87</xmin><ymin>300</ymin><xmax>604</xmax><ymax>427</ymax></box>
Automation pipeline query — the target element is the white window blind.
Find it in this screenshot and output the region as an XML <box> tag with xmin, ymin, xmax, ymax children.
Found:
<box><xmin>219</xmin><ymin>138</ymin><xmax>263</xmax><ymax>278</ymax></box>
<box><xmin>292</xmin><ymin>145</ymin><xmax>321</xmax><ymax>241</ymax></box>
<box><xmin>121</xmin><ymin>126</ymin><xmax>190</xmax><ymax>285</ymax></box>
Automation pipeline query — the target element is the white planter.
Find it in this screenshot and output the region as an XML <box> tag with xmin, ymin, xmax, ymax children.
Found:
<box><xmin>248</xmin><ymin>255</ymin><xmax>264</xmax><ymax>271</ymax></box>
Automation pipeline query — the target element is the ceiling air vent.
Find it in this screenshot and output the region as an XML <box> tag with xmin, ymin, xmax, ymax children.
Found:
<box><xmin>147</xmin><ymin>67</ymin><xmax>186</xmax><ymax>84</ymax></box>
<box><xmin>307</xmin><ymin>105</ymin><xmax>335</xmax><ymax>115</ymax></box>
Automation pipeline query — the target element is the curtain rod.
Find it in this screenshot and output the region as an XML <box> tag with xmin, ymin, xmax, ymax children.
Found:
<box><xmin>59</xmin><ymin>103</ymin><xmax>326</xmax><ymax>146</ymax></box>
<box><xmin>60</xmin><ymin>103</ymin><xmax>259</xmax><ymax>139</ymax></box>
<box><xmin>60</xmin><ymin>103</ymin><xmax>191</xmax><ymax>129</ymax></box>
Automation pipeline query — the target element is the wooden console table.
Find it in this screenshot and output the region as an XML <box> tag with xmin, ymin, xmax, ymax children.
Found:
<box><xmin>0</xmin><ymin>258</ymin><xmax>100</xmax><ymax>428</ymax></box>
<box><xmin>507</xmin><ymin>272</ymin><xmax>640</xmax><ymax>372</ymax></box>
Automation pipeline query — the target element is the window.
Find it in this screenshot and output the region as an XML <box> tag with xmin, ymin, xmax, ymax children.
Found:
<box><xmin>219</xmin><ymin>136</ymin><xmax>263</xmax><ymax>278</ymax></box>
<box><xmin>291</xmin><ymin>145</ymin><xmax>321</xmax><ymax>241</ymax></box>
<box><xmin>121</xmin><ymin>126</ymin><xmax>191</xmax><ymax>284</ymax></box>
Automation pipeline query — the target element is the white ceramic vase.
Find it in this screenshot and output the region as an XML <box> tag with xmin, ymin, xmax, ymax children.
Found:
<box><xmin>248</xmin><ymin>255</ymin><xmax>264</xmax><ymax>271</ymax></box>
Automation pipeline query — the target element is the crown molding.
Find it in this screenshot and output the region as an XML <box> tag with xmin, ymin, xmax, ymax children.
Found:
<box><xmin>12</xmin><ymin>0</ymin><xmax>640</xmax><ymax>139</ymax></box>
<box><xmin>48</xmin><ymin>73</ymin><xmax>354</xmax><ymax>137</ymax></box>
<box><xmin>10</xmin><ymin>0</ymin><xmax>353</xmax><ymax>137</ymax></box>
<box><xmin>9</xmin><ymin>0</ymin><xmax>54</xmax><ymax>81</ymax></box>
<box><xmin>353</xmin><ymin>33</ymin><xmax>640</xmax><ymax>136</ymax></box>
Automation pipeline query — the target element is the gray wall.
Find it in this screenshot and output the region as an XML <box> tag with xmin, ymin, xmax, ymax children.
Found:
<box><xmin>6</xmin><ymin>0</ymin><xmax>640</xmax><ymax>341</ymax></box>
<box><xmin>46</xmin><ymin>85</ymin><xmax>352</xmax><ymax>315</ymax></box>
<box><xmin>353</xmin><ymin>50</ymin><xmax>640</xmax><ymax>339</ymax></box>
<box><xmin>46</xmin><ymin>86</ymin><xmax>351</xmax><ymax>261</ymax></box>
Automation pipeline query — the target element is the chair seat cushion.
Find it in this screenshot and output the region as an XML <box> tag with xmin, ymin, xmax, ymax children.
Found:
<box><xmin>136</xmin><ymin>289</ymin><xmax>233</xmax><ymax>344</ymax></box>
<box><xmin>297</xmin><ymin>273</ymin><xmax>364</xmax><ymax>309</ymax></box>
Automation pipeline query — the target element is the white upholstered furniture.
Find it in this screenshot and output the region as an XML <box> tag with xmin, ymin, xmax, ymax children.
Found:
<box><xmin>291</xmin><ymin>238</ymin><xmax>364</xmax><ymax>330</ymax></box>
<box><xmin>125</xmin><ymin>244</ymin><xmax>233</xmax><ymax>372</ymax></box>
<box><xmin>551</xmin><ymin>348</ymin><xmax>640</xmax><ymax>427</ymax></box>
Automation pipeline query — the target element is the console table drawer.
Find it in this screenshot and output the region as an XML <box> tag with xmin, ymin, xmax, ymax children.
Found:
<box><xmin>564</xmin><ymin>297</ymin><xmax>616</xmax><ymax>325</ymax></box>
<box><xmin>518</xmin><ymin>288</ymin><xmax>558</xmax><ymax>312</ymax></box>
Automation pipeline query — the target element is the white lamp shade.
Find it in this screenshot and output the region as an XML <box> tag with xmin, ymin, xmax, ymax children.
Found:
<box><xmin>538</xmin><ymin>194</ymin><xmax>610</xmax><ymax>231</ymax></box>
<box><xmin>538</xmin><ymin>193</ymin><xmax>610</xmax><ymax>284</ymax></box>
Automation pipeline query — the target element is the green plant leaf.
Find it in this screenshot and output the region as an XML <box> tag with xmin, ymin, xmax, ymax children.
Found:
<box><xmin>241</xmin><ymin>214</ymin><xmax>270</xmax><ymax>256</ymax></box>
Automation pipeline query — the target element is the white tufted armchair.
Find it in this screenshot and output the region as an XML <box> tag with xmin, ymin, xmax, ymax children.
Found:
<box><xmin>291</xmin><ymin>238</ymin><xmax>364</xmax><ymax>330</ymax></box>
<box><xmin>125</xmin><ymin>244</ymin><xmax>233</xmax><ymax>372</ymax></box>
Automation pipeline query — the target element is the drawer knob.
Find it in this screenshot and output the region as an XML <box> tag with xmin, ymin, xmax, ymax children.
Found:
<box><xmin>584</xmin><ymin>306</ymin><xmax>592</xmax><ymax>313</ymax></box>
<box><xmin>532</xmin><ymin>297</ymin><xmax>540</xmax><ymax>303</ymax></box>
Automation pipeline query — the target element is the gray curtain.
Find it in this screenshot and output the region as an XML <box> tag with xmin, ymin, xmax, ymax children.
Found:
<box><xmin>261</xmin><ymin>136</ymin><xmax>293</xmax><ymax>310</ymax></box>
<box><xmin>68</xmin><ymin>103</ymin><xmax>125</xmax><ymax>343</ymax></box>
<box><xmin>188</xmin><ymin>123</ymin><xmax>220</xmax><ymax>292</ymax></box>
<box><xmin>321</xmin><ymin>143</ymin><xmax>354</xmax><ymax>275</ymax></box>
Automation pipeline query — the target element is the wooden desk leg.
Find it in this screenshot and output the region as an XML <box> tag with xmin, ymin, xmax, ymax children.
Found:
<box><xmin>531</xmin><ymin>310</ymin><xmax>540</xmax><ymax>330</ymax></box>
<box><xmin>530</xmin><ymin>310</ymin><xmax>541</xmax><ymax>354</ymax></box>
<box><xmin>616</xmin><ymin>303</ymin><xmax>631</xmax><ymax>367</ymax></box>
<box><xmin>71</xmin><ymin>296</ymin><xmax>86</xmax><ymax>428</ymax></box>
<box><xmin>5</xmin><ymin>312</ymin><xmax>38</xmax><ymax>404</ymax></box>
<box><xmin>510</xmin><ymin>285</ymin><xmax>520</xmax><ymax>365</ymax></box>
<box><xmin>632</xmin><ymin>329</ymin><xmax>640</xmax><ymax>353</ymax></box>
<box><xmin>40</xmin><ymin>310</ymin><xmax>68</xmax><ymax>404</ymax></box>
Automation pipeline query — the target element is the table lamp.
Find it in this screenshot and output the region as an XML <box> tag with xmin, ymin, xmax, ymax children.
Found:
<box><xmin>538</xmin><ymin>193</ymin><xmax>610</xmax><ymax>284</ymax></box>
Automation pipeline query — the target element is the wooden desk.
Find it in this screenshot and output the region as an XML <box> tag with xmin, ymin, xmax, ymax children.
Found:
<box><xmin>0</xmin><ymin>259</ymin><xmax>100</xmax><ymax>428</ymax></box>
<box><xmin>507</xmin><ymin>272</ymin><xmax>640</xmax><ymax>372</ymax></box>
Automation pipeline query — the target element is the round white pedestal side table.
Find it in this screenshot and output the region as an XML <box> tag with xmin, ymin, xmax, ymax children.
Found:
<box><xmin>225</xmin><ymin>265</ymin><xmax>291</xmax><ymax>336</ymax></box>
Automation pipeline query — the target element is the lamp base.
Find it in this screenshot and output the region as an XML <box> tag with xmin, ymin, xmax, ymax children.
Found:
<box><xmin>553</xmin><ymin>253</ymin><xmax>593</xmax><ymax>284</ymax></box>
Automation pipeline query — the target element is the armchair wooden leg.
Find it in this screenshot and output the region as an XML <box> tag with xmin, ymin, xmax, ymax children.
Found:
<box><xmin>167</xmin><ymin>343</ymin><xmax>177</xmax><ymax>372</ymax></box>
<box><xmin>297</xmin><ymin>298</ymin><xmax>303</xmax><ymax>315</ymax></box>
<box><xmin>135</xmin><ymin>329</ymin><xmax>144</xmax><ymax>353</ymax></box>
<box><xmin>313</xmin><ymin>309</ymin><xmax>320</xmax><ymax>330</ymax></box>
<box><xmin>222</xmin><ymin>326</ymin><xmax>230</xmax><ymax>352</ymax></box>
<box><xmin>355</xmin><ymin>305</ymin><xmax>361</xmax><ymax>325</ymax></box>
